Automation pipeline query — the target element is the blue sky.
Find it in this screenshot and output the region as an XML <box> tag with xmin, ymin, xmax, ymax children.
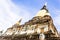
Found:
<box><xmin>0</xmin><ymin>0</ymin><xmax>60</xmax><ymax>32</ymax></box>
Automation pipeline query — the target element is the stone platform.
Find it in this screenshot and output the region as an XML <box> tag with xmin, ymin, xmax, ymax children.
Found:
<box><xmin>0</xmin><ymin>34</ymin><xmax>60</xmax><ymax>40</ymax></box>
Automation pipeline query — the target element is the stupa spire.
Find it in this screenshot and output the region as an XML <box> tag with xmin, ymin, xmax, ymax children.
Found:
<box><xmin>35</xmin><ymin>2</ymin><xmax>50</xmax><ymax>17</ymax></box>
<box><xmin>41</xmin><ymin>2</ymin><xmax>48</xmax><ymax>12</ymax></box>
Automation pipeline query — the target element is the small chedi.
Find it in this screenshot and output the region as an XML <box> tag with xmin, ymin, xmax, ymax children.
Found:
<box><xmin>0</xmin><ymin>4</ymin><xmax>60</xmax><ymax>40</ymax></box>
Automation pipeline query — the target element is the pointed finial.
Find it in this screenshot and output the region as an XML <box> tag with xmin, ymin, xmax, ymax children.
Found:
<box><xmin>16</xmin><ymin>18</ymin><xmax>22</xmax><ymax>25</ymax></box>
<box><xmin>35</xmin><ymin>2</ymin><xmax>50</xmax><ymax>17</ymax></box>
<box><xmin>41</xmin><ymin>2</ymin><xmax>47</xmax><ymax>10</ymax></box>
<box><xmin>19</xmin><ymin>18</ymin><xmax>22</xmax><ymax>23</ymax></box>
<box><xmin>45</xmin><ymin>2</ymin><xmax>47</xmax><ymax>6</ymax></box>
<box><xmin>41</xmin><ymin>2</ymin><xmax>48</xmax><ymax>12</ymax></box>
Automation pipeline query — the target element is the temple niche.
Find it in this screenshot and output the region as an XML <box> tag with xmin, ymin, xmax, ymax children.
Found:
<box><xmin>0</xmin><ymin>4</ymin><xmax>60</xmax><ymax>40</ymax></box>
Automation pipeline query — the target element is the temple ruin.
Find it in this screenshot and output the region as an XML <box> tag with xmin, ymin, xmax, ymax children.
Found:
<box><xmin>0</xmin><ymin>4</ymin><xmax>60</xmax><ymax>40</ymax></box>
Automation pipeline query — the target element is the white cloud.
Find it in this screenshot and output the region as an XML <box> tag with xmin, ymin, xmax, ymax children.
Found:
<box><xmin>0</xmin><ymin>0</ymin><xmax>22</xmax><ymax>32</ymax></box>
<box><xmin>0</xmin><ymin>0</ymin><xmax>33</xmax><ymax>32</ymax></box>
